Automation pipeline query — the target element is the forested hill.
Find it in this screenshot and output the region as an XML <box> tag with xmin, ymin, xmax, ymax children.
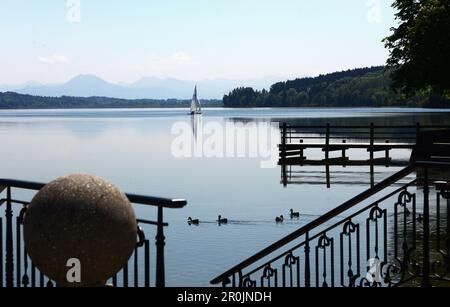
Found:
<box><xmin>0</xmin><ymin>92</ymin><xmax>222</xmax><ymax>109</ymax></box>
<box><xmin>223</xmin><ymin>66</ymin><xmax>437</xmax><ymax>108</ymax></box>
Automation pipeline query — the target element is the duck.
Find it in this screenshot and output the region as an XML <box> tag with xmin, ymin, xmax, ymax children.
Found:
<box><xmin>187</xmin><ymin>217</ymin><xmax>200</xmax><ymax>225</ymax></box>
<box><xmin>275</xmin><ymin>215</ymin><xmax>284</xmax><ymax>223</ymax></box>
<box><xmin>289</xmin><ymin>209</ymin><xmax>300</xmax><ymax>218</ymax></box>
<box><xmin>217</xmin><ymin>215</ymin><xmax>228</xmax><ymax>224</ymax></box>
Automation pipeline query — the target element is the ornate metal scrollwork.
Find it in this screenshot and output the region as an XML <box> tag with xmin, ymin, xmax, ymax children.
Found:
<box><xmin>431</xmin><ymin>252</ymin><xmax>450</xmax><ymax>279</ymax></box>
<box><xmin>136</xmin><ymin>226</ymin><xmax>146</xmax><ymax>248</ymax></box>
<box><xmin>241</xmin><ymin>274</ymin><xmax>257</xmax><ymax>288</ymax></box>
<box><xmin>391</xmin><ymin>189</ymin><xmax>420</xmax><ymax>285</ymax></box>
<box><xmin>369</xmin><ymin>205</ymin><xmax>383</xmax><ymax>222</ymax></box>
<box><xmin>343</xmin><ymin>220</ymin><xmax>357</xmax><ymax>236</ymax></box>
<box><xmin>318</xmin><ymin>233</ymin><xmax>332</xmax><ymax>249</ymax></box>
<box><xmin>316</xmin><ymin>233</ymin><xmax>334</xmax><ymax>287</ymax></box>
<box><xmin>262</xmin><ymin>264</ymin><xmax>275</xmax><ymax>278</ymax></box>
<box><xmin>383</xmin><ymin>258</ymin><xmax>405</xmax><ymax>286</ymax></box>
<box><xmin>340</xmin><ymin>220</ymin><xmax>360</xmax><ymax>287</ymax></box>
<box><xmin>395</xmin><ymin>190</ymin><xmax>413</xmax><ymax>212</ymax></box>
<box><xmin>261</xmin><ymin>264</ymin><xmax>277</xmax><ymax>287</ymax></box>
<box><xmin>284</xmin><ymin>252</ymin><xmax>298</xmax><ymax>266</ymax></box>
<box><xmin>17</xmin><ymin>205</ymin><xmax>28</xmax><ymax>225</ymax></box>
<box><xmin>282</xmin><ymin>252</ymin><xmax>300</xmax><ymax>287</ymax></box>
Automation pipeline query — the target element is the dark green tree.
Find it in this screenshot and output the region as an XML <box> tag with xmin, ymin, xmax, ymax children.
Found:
<box><xmin>384</xmin><ymin>0</ymin><xmax>450</xmax><ymax>99</ymax></box>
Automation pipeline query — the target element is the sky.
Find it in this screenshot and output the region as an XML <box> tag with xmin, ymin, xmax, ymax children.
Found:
<box><xmin>0</xmin><ymin>0</ymin><xmax>397</xmax><ymax>85</ymax></box>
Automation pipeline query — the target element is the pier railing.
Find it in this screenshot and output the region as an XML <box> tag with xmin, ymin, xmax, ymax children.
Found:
<box><xmin>0</xmin><ymin>178</ymin><xmax>187</xmax><ymax>288</ymax></box>
<box><xmin>280</xmin><ymin>123</ymin><xmax>450</xmax><ymax>146</ymax></box>
<box><xmin>211</xmin><ymin>161</ymin><xmax>450</xmax><ymax>287</ymax></box>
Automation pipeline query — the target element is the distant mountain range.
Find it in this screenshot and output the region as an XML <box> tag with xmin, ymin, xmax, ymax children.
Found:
<box><xmin>0</xmin><ymin>75</ymin><xmax>280</xmax><ymax>100</ymax></box>
<box><xmin>4</xmin><ymin>67</ymin><xmax>443</xmax><ymax>110</ymax></box>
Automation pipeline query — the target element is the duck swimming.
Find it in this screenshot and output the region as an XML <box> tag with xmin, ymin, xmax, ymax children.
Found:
<box><xmin>289</xmin><ymin>209</ymin><xmax>300</xmax><ymax>218</ymax></box>
<box><xmin>276</xmin><ymin>215</ymin><xmax>284</xmax><ymax>223</ymax></box>
<box><xmin>188</xmin><ymin>217</ymin><xmax>200</xmax><ymax>225</ymax></box>
<box><xmin>217</xmin><ymin>215</ymin><xmax>228</xmax><ymax>224</ymax></box>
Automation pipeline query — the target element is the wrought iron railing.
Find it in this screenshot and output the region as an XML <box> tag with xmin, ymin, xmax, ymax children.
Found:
<box><xmin>211</xmin><ymin>161</ymin><xmax>450</xmax><ymax>287</ymax></box>
<box><xmin>0</xmin><ymin>178</ymin><xmax>187</xmax><ymax>288</ymax></box>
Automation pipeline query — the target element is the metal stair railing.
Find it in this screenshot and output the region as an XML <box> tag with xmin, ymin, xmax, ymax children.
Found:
<box><xmin>211</xmin><ymin>161</ymin><xmax>450</xmax><ymax>287</ymax></box>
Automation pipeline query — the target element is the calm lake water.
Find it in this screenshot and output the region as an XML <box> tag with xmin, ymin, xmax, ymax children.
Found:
<box><xmin>1</xmin><ymin>107</ymin><xmax>449</xmax><ymax>286</ymax></box>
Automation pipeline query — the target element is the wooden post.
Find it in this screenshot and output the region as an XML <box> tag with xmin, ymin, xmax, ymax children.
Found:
<box><xmin>342</xmin><ymin>140</ymin><xmax>346</xmax><ymax>158</ymax></box>
<box><xmin>300</xmin><ymin>139</ymin><xmax>304</xmax><ymax>161</ymax></box>
<box><xmin>325</xmin><ymin>124</ymin><xmax>331</xmax><ymax>188</ymax></box>
<box><xmin>385</xmin><ymin>140</ymin><xmax>390</xmax><ymax>166</ymax></box>
<box><xmin>369</xmin><ymin>123</ymin><xmax>375</xmax><ymax>161</ymax></box>
<box><xmin>280</xmin><ymin>123</ymin><xmax>287</xmax><ymax>164</ymax></box>
<box><xmin>369</xmin><ymin>123</ymin><xmax>375</xmax><ymax>187</ymax></box>
<box><xmin>282</xmin><ymin>164</ymin><xmax>288</xmax><ymax>187</ymax></box>
<box><xmin>416</xmin><ymin>122</ymin><xmax>421</xmax><ymax>144</ymax></box>
<box><xmin>342</xmin><ymin>140</ymin><xmax>347</xmax><ymax>168</ymax></box>
<box><xmin>325</xmin><ymin>124</ymin><xmax>330</xmax><ymax>161</ymax></box>
<box><xmin>326</xmin><ymin>164</ymin><xmax>331</xmax><ymax>188</ymax></box>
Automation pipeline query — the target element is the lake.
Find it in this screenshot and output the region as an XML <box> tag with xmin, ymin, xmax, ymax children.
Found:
<box><xmin>1</xmin><ymin>107</ymin><xmax>449</xmax><ymax>286</ymax></box>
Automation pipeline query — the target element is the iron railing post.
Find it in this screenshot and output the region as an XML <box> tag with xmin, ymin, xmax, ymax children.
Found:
<box><xmin>0</xmin><ymin>216</ymin><xmax>3</xmax><ymax>288</ymax></box>
<box><xmin>155</xmin><ymin>205</ymin><xmax>166</xmax><ymax>287</ymax></box>
<box><xmin>5</xmin><ymin>186</ymin><xmax>14</xmax><ymax>287</ymax></box>
<box><xmin>421</xmin><ymin>167</ymin><xmax>432</xmax><ymax>287</ymax></box>
<box><xmin>304</xmin><ymin>232</ymin><xmax>311</xmax><ymax>287</ymax></box>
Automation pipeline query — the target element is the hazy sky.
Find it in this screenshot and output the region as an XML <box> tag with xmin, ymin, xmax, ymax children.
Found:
<box><xmin>0</xmin><ymin>0</ymin><xmax>396</xmax><ymax>84</ymax></box>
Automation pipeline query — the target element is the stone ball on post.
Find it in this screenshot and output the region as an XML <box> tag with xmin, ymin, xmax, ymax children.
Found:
<box><xmin>23</xmin><ymin>174</ymin><xmax>137</xmax><ymax>287</ymax></box>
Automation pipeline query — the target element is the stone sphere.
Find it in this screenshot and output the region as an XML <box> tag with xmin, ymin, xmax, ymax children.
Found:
<box><xmin>24</xmin><ymin>174</ymin><xmax>137</xmax><ymax>287</ymax></box>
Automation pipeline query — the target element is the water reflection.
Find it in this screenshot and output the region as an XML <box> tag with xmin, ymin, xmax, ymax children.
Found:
<box><xmin>1</xmin><ymin>108</ymin><xmax>450</xmax><ymax>286</ymax></box>
<box><xmin>190</xmin><ymin>114</ymin><xmax>202</xmax><ymax>143</ymax></box>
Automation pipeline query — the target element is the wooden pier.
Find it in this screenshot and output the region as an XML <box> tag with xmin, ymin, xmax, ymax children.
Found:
<box><xmin>278</xmin><ymin>123</ymin><xmax>450</xmax><ymax>187</ymax></box>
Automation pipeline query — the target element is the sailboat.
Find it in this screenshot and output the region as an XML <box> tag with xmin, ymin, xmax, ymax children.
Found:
<box><xmin>190</xmin><ymin>86</ymin><xmax>202</xmax><ymax>115</ymax></box>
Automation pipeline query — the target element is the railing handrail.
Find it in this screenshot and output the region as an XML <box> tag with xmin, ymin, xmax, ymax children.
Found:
<box><xmin>0</xmin><ymin>178</ymin><xmax>187</xmax><ymax>209</ymax></box>
<box><xmin>210</xmin><ymin>161</ymin><xmax>450</xmax><ymax>285</ymax></box>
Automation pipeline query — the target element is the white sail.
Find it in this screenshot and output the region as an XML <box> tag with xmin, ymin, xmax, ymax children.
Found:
<box><xmin>190</xmin><ymin>86</ymin><xmax>202</xmax><ymax>114</ymax></box>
